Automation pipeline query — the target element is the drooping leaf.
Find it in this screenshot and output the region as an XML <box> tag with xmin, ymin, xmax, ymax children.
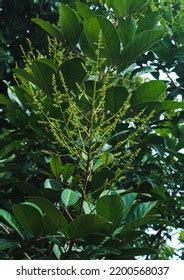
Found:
<box><xmin>61</xmin><ymin>189</ymin><xmax>82</xmax><ymax>207</ymax></box>
<box><xmin>59</xmin><ymin>4</ymin><xmax>81</xmax><ymax>47</ymax></box>
<box><xmin>0</xmin><ymin>209</ymin><xmax>24</xmax><ymax>239</ymax></box>
<box><xmin>96</xmin><ymin>195</ymin><xmax>124</xmax><ymax>229</ymax></box>
<box><xmin>68</xmin><ymin>214</ymin><xmax>112</xmax><ymax>239</ymax></box>
<box><xmin>12</xmin><ymin>203</ymin><xmax>43</xmax><ymax>236</ymax></box>
<box><xmin>31</xmin><ymin>18</ymin><xmax>63</xmax><ymax>41</ymax></box>
<box><xmin>27</xmin><ymin>196</ymin><xmax>68</xmax><ymax>235</ymax></box>
<box><xmin>82</xmin><ymin>16</ymin><xmax>120</xmax><ymax>65</ymax></box>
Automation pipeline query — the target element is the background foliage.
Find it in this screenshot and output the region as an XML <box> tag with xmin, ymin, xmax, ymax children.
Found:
<box><xmin>0</xmin><ymin>0</ymin><xmax>184</xmax><ymax>259</ymax></box>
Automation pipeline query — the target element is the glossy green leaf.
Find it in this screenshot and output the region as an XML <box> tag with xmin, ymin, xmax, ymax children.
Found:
<box><xmin>31</xmin><ymin>18</ymin><xmax>63</xmax><ymax>41</ymax></box>
<box><xmin>119</xmin><ymin>29</ymin><xmax>164</xmax><ymax>70</ymax></box>
<box><xmin>59</xmin><ymin>4</ymin><xmax>81</xmax><ymax>47</ymax></box>
<box><xmin>27</xmin><ymin>196</ymin><xmax>68</xmax><ymax>235</ymax></box>
<box><xmin>106</xmin><ymin>0</ymin><xmax>149</xmax><ymax>17</ymax></box>
<box><xmin>12</xmin><ymin>203</ymin><xmax>43</xmax><ymax>236</ymax></box>
<box><xmin>105</xmin><ymin>86</ymin><xmax>129</xmax><ymax>113</ymax></box>
<box><xmin>0</xmin><ymin>239</ymin><xmax>19</xmax><ymax>251</ymax></box>
<box><xmin>68</xmin><ymin>214</ymin><xmax>112</xmax><ymax>239</ymax></box>
<box><xmin>132</xmin><ymin>81</ymin><xmax>166</xmax><ymax>105</ymax></box>
<box><xmin>0</xmin><ymin>209</ymin><xmax>24</xmax><ymax>239</ymax></box>
<box><xmin>82</xmin><ymin>16</ymin><xmax>120</xmax><ymax>65</ymax></box>
<box><xmin>61</xmin><ymin>189</ymin><xmax>81</xmax><ymax>207</ymax></box>
<box><xmin>50</xmin><ymin>153</ymin><xmax>62</xmax><ymax>178</ymax></box>
<box><xmin>96</xmin><ymin>195</ymin><xmax>124</xmax><ymax>228</ymax></box>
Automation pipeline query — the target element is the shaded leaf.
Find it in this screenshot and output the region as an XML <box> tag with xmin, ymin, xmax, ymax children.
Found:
<box><xmin>0</xmin><ymin>239</ymin><xmax>19</xmax><ymax>251</ymax></box>
<box><xmin>96</xmin><ymin>195</ymin><xmax>124</xmax><ymax>228</ymax></box>
<box><xmin>0</xmin><ymin>209</ymin><xmax>24</xmax><ymax>239</ymax></box>
<box><xmin>119</xmin><ymin>29</ymin><xmax>164</xmax><ymax>70</ymax></box>
<box><xmin>59</xmin><ymin>4</ymin><xmax>81</xmax><ymax>47</ymax></box>
<box><xmin>69</xmin><ymin>214</ymin><xmax>112</xmax><ymax>239</ymax></box>
<box><xmin>32</xmin><ymin>18</ymin><xmax>63</xmax><ymax>41</ymax></box>
<box><xmin>82</xmin><ymin>16</ymin><xmax>120</xmax><ymax>65</ymax></box>
<box><xmin>12</xmin><ymin>203</ymin><xmax>43</xmax><ymax>236</ymax></box>
<box><xmin>27</xmin><ymin>196</ymin><xmax>68</xmax><ymax>235</ymax></box>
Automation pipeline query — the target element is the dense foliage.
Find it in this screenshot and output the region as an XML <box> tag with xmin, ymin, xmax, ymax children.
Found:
<box><xmin>0</xmin><ymin>0</ymin><xmax>183</xmax><ymax>260</ymax></box>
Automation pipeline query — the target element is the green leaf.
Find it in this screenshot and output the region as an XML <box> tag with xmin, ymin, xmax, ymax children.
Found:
<box><xmin>119</xmin><ymin>29</ymin><xmax>164</xmax><ymax>70</ymax></box>
<box><xmin>44</xmin><ymin>179</ymin><xmax>63</xmax><ymax>202</ymax></box>
<box><xmin>27</xmin><ymin>196</ymin><xmax>68</xmax><ymax>235</ymax></box>
<box><xmin>0</xmin><ymin>94</ymin><xmax>12</xmax><ymax>106</ymax></box>
<box><xmin>179</xmin><ymin>231</ymin><xmax>184</xmax><ymax>242</ymax></box>
<box><xmin>31</xmin><ymin>18</ymin><xmax>63</xmax><ymax>41</ymax></box>
<box><xmin>105</xmin><ymin>86</ymin><xmax>129</xmax><ymax>113</ymax></box>
<box><xmin>31</xmin><ymin>60</ymin><xmax>56</xmax><ymax>95</ymax></box>
<box><xmin>61</xmin><ymin>189</ymin><xmax>82</xmax><ymax>207</ymax></box>
<box><xmin>128</xmin><ymin>201</ymin><xmax>157</xmax><ymax>221</ymax></box>
<box><xmin>122</xmin><ymin>193</ymin><xmax>137</xmax><ymax>218</ymax></box>
<box><xmin>60</xmin><ymin>163</ymin><xmax>75</xmax><ymax>182</ymax></box>
<box><xmin>96</xmin><ymin>195</ymin><xmax>124</xmax><ymax>228</ymax></box>
<box><xmin>0</xmin><ymin>141</ymin><xmax>22</xmax><ymax>159</ymax></box>
<box><xmin>82</xmin><ymin>16</ymin><xmax>120</xmax><ymax>65</ymax></box>
<box><xmin>0</xmin><ymin>239</ymin><xmax>19</xmax><ymax>251</ymax></box>
<box><xmin>50</xmin><ymin>153</ymin><xmax>62</xmax><ymax>179</ymax></box>
<box><xmin>59</xmin><ymin>58</ymin><xmax>86</xmax><ymax>90</ymax></box>
<box><xmin>44</xmin><ymin>179</ymin><xmax>62</xmax><ymax>191</ymax></box>
<box><xmin>59</xmin><ymin>4</ymin><xmax>81</xmax><ymax>47</ymax></box>
<box><xmin>118</xmin><ymin>17</ymin><xmax>137</xmax><ymax>46</ymax></box>
<box><xmin>132</xmin><ymin>81</ymin><xmax>166</xmax><ymax>105</ymax></box>
<box><xmin>0</xmin><ymin>209</ymin><xmax>24</xmax><ymax>239</ymax></box>
<box><xmin>76</xmin><ymin>2</ymin><xmax>93</xmax><ymax>20</ymax></box>
<box><xmin>137</xmin><ymin>12</ymin><xmax>159</xmax><ymax>34</ymax></box>
<box><xmin>12</xmin><ymin>203</ymin><xmax>43</xmax><ymax>236</ymax></box>
<box><xmin>106</xmin><ymin>0</ymin><xmax>149</xmax><ymax>17</ymax></box>
<box><xmin>122</xmin><ymin>217</ymin><xmax>174</xmax><ymax>234</ymax></box>
<box><xmin>69</xmin><ymin>214</ymin><xmax>112</xmax><ymax>239</ymax></box>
